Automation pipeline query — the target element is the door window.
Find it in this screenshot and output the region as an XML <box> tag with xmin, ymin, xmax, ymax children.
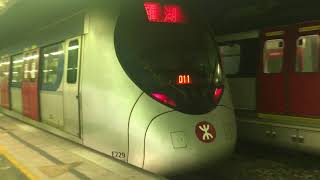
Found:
<box><xmin>23</xmin><ymin>50</ymin><xmax>39</xmax><ymax>82</ymax></box>
<box><xmin>67</xmin><ymin>40</ymin><xmax>79</xmax><ymax>84</ymax></box>
<box><xmin>219</xmin><ymin>39</ymin><xmax>259</xmax><ymax>76</ymax></box>
<box><xmin>40</xmin><ymin>43</ymin><xmax>64</xmax><ymax>91</ymax></box>
<box><xmin>11</xmin><ymin>54</ymin><xmax>23</xmax><ymax>87</ymax></box>
<box><xmin>0</xmin><ymin>57</ymin><xmax>10</xmax><ymax>82</ymax></box>
<box><xmin>219</xmin><ymin>44</ymin><xmax>240</xmax><ymax>75</ymax></box>
<box><xmin>296</xmin><ymin>35</ymin><xmax>320</xmax><ymax>72</ymax></box>
<box><xmin>263</xmin><ymin>39</ymin><xmax>284</xmax><ymax>73</ymax></box>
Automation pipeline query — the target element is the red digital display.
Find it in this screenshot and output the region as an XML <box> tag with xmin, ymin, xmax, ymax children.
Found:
<box><xmin>177</xmin><ymin>75</ymin><xmax>192</xmax><ymax>85</ymax></box>
<box><xmin>144</xmin><ymin>2</ymin><xmax>186</xmax><ymax>23</ymax></box>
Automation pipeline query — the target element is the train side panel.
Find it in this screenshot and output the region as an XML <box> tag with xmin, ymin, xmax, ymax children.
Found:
<box><xmin>128</xmin><ymin>94</ymin><xmax>171</xmax><ymax>167</ymax></box>
<box><xmin>0</xmin><ymin>12</ymin><xmax>85</xmax><ymax>136</ymax></box>
<box><xmin>81</xmin><ymin>4</ymin><xmax>142</xmax><ymax>160</ymax></box>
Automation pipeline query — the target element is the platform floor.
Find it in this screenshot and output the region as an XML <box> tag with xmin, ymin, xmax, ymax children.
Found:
<box><xmin>172</xmin><ymin>140</ymin><xmax>320</xmax><ymax>180</ymax></box>
<box><xmin>0</xmin><ymin>113</ymin><xmax>164</xmax><ymax>180</ymax></box>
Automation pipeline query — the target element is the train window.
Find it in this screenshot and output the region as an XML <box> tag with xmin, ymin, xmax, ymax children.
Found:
<box><xmin>0</xmin><ymin>57</ymin><xmax>10</xmax><ymax>83</ymax></box>
<box><xmin>263</xmin><ymin>39</ymin><xmax>284</xmax><ymax>73</ymax></box>
<box><xmin>67</xmin><ymin>40</ymin><xmax>79</xmax><ymax>84</ymax></box>
<box><xmin>219</xmin><ymin>39</ymin><xmax>259</xmax><ymax>76</ymax></box>
<box><xmin>296</xmin><ymin>35</ymin><xmax>320</xmax><ymax>72</ymax></box>
<box><xmin>219</xmin><ymin>44</ymin><xmax>240</xmax><ymax>75</ymax></box>
<box><xmin>11</xmin><ymin>54</ymin><xmax>23</xmax><ymax>87</ymax></box>
<box><xmin>115</xmin><ymin>2</ymin><xmax>220</xmax><ymax>114</ymax></box>
<box><xmin>23</xmin><ymin>50</ymin><xmax>39</xmax><ymax>82</ymax></box>
<box><xmin>40</xmin><ymin>43</ymin><xmax>64</xmax><ymax>91</ymax></box>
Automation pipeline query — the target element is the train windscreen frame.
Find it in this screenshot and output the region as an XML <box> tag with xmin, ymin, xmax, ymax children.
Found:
<box><xmin>114</xmin><ymin>1</ymin><xmax>222</xmax><ymax>114</ymax></box>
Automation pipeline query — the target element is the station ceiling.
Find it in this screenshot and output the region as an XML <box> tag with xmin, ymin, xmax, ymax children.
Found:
<box><xmin>0</xmin><ymin>0</ymin><xmax>320</xmax><ymax>50</ymax></box>
<box><xmin>0</xmin><ymin>0</ymin><xmax>88</xmax><ymax>50</ymax></box>
<box><xmin>203</xmin><ymin>0</ymin><xmax>320</xmax><ymax>34</ymax></box>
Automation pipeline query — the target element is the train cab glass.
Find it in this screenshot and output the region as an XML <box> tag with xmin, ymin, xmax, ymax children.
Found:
<box><xmin>114</xmin><ymin>1</ymin><xmax>223</xmax><ymax>114</ymax></box>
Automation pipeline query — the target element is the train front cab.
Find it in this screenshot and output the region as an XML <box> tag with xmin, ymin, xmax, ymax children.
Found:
<box><xmin>218</xmin><ymin>21</ymin><xmax>320</xmax><ymax>154</ymax></box>
<box><xmin>111</xmin><ymin>1</ymin><xmax>237</xmax><ymax>175</ymax></box>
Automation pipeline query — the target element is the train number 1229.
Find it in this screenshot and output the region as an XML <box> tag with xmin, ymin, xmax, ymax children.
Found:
<box><xmin>112</xmin><ymin>151</ymin><xmax>126</xmax><ymax>159</ymax></box>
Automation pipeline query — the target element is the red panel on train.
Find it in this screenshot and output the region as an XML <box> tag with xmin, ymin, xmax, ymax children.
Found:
<box><xmin>0</xmin><ymin>80</ymin><xmax>10</xmax><ymax>109</ymax></box>
<box><xmin>22</xmin><ymin>82</ymin><xmax>39</xmax><ymax>120</ymax></box>
<box><xmin>0</xmin><ymin>57</ymin><xmax>10</xmax><ymax>109</ymax></box>
<box><xmin>257</xmin><ymin>75</ymin><xmax>286</xmax><ymax>113</ymax></box>
<box><xmin>258</xmin><ymin>21</ymin><xmax>320</xmax><ymax>117</ymax></box>
<box><xmin>21</xmin><ymin>50</ymin><xmax>40</xmax><ymax>121</ymax></box>
<box><xmin>287</xmin><ymin>21</ymin><xmax>320</xmax><ymax>117</ymax></box>
<box><xmin>257</xmin><ymin>28</ymin><xmax>287</xmax><ymax>114</ymax></box>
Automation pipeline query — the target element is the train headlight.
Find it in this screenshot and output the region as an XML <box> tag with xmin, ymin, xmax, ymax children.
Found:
<box><xmin>212</xmin><ymin>63</ymin><xmax>224</xmax><ymax>104</ymax></box>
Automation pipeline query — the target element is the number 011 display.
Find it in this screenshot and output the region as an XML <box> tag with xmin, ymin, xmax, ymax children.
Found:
<box><xmin>177</xmin><ymin>74</ymin><xmax>192</xmax><ymax>85</ymax></box>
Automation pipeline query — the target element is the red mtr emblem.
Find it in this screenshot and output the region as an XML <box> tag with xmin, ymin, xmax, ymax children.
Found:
<box><xmin>195</xmin><ymin>121</ymin><xmax>216</xmax><ymax>143</ymax></box>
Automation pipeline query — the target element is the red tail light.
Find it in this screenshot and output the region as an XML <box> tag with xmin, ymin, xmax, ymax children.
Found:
<box><xmin>151</xmin><ymin>93</ymin><xmax>177</xmax><ymax>107</ymax></box>
<box><xmin>213</xmin><ymin>87</ymin><xmax>224</xmax><ymax>104</ymax></box>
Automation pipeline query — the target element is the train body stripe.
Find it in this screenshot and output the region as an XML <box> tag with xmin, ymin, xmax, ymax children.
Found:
<box><xmin>299</xmin><ymin>25</ymin><xmax>320</xmax><ymax>32</ymax></box>
<box><xmin>265</xmin><ymin>31</ymin><xmax>284</xmax><ymax>37</ymax></box>
<box><xmin>258</xmin><ymin>113</ymin><xmax>320</xmax><ymax>125</ymax></box>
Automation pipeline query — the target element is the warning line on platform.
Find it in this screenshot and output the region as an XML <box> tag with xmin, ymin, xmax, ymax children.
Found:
<box><xmin>0</xmin><ymin>146</ymin><xmax>37</xmax><ymax>180</ymax></box>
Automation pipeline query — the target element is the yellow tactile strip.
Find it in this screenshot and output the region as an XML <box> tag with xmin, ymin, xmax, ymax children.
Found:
<box><xmin>0</xmin><ymin>146</ymin><xmax>37</xmax><ymax>180</ymax></box>
<box><xmin>0</xmin><ymin>127</ymin><xmax>90</xmax><ymax>179</ymax></box>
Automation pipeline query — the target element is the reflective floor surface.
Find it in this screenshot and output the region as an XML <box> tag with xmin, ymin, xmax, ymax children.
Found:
<box><xmin>0</xmin><ymin>154</ymin><xmax>29</xmax><ymax>180</ymax></box>
<box><xmin>171</xmin><ymin>141</ymin><xmax>320</xmax><ymax>180</ymax></box>
<box><xmin>0</xmin><ymin>114</ymin><xmax>163</xmax><ymax>180</ymax></box>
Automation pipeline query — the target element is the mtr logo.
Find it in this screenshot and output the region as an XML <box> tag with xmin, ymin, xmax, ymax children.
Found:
<box><xmin>195</xmin><ymin>121</ymin><xmax>216</xmax><ymax>143</ymax></box>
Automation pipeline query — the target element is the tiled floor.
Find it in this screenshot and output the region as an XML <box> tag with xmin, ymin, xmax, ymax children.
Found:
<box><xmin>0</xmin><ymin>113</ymin><xmax>165</xmax><ymax>180</ymax></box>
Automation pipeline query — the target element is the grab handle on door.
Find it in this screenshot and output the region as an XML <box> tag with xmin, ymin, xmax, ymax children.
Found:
<box><xmin>298</xmin><ymin>136</ymin><xmax>304</xmax><ymax>143</ymax></box>
<box><xmin>265</xmin><ymin>130</ymin><xmax>271</xmax><ymax>137</ymax></box>
<box><xmin>291</xmin><ymin>135</ymin><xmax>297</xmax><ymax>142</ymax></box>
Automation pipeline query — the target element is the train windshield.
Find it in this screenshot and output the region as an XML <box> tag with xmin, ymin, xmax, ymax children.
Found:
<box><xmin>115</xmin><ymin>1</ymin><xmax>221</xmax><ymax>114</ymax></box>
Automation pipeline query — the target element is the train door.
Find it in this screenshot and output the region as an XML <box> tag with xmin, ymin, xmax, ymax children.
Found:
<box><xmin>0</xmin><ymin>56</ymin><xmax>10</xmax><ymax>109</ymax></box>
<box><xmin>63</xmin><ymin>37</ymin><xmax>81</xmax><ymax>136</ymax></box>
<box><xmin>257</xmin><ymin>28</ymin><xmax>288</xmax><ymax>114</ymax></box>
<box><xmin>40</xmin><ymin>43</ymin><xmax>65</xmax><ymax>127</ymax></box>
<box><xmin>21</xmin><ymin>49</ymin><xmax>40</xmax><ymax>120</ymax></box>
<box><xmin>287</xmin><ymin>22</ymin><xmax>320</xmax><ymax>117</ymax></box>
<box><xmin>10</xmin><ymin>54</ymin><xmax>23</xmax><ymax>113</ymax></box>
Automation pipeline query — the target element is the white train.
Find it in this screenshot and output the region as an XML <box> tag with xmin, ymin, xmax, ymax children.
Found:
<box><xmin>0</xmin><ymin>1</ymin><xmax>236</xmax><ymax>176</ymax></box>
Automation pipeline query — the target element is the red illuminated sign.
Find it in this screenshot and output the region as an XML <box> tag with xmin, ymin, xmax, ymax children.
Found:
<box><xmin>177</xmin><ymin>75</ymin><xmax>192</xmax><ymax>85</ymax></box>
<box><xmin>144</xmin><ymin>2</ymin><xmax>186</xmax><ymax>23</ymax></box>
